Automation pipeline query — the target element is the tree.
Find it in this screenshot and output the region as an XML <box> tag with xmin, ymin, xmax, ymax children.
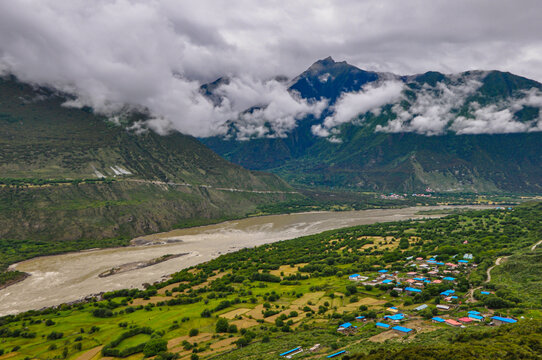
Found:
<box><xmin>216</xmin><ymin>318</ymin><xmax>229</xmax><ymax>333</ymax></box>
<box><xmin>143</xmin><ymin>338</ymin><xmax>168</xmax><ymax>357</ymax></box>
<box><xmin>189</xmin><ymin>329</ymin><xmax>199</xmax><ymax>337</ymax></box>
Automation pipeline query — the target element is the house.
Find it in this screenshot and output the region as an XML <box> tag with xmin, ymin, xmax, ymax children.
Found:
<box><xmin>416</xmin><ymin>257</ymin><xmax>424</xmax><ymax>261</ymax></box>
<box><xmin>468</xmin><ymin>314</ymin><xmax>484</xmax><ymax>322</ymax></box>
<box><xmin>406</xmin><ymin>272</ymin><xmax>417</xmax><ymax>277</ymax></box>
<box><xmin>309</xmin><ymin>344</ymin><xmax>321</xmax><ymax>352</ymax></box>
<box><xmin>406</xmin><ymin>279</ymin><xmax>416</xmax><ymax>284</ymax></box>
<box><xmin>392</xmin><ymin>325</ymin><xmax>414</xmax><ymax>335</ymax></box>
<box><xmin>458</xmin><ymin>317</ymin><xmax>473</xmax><ymax>324</ymax></box>
<box><xmin>445</xmin><ymin>262</ymin><xmax>458</xmax><ymax>268</ymax></box>
<box><xmin>458</xmin><ymin>260</ymin><xmax>469</xmax><ymax>265</ymax></box>
<box><xmin>280</xmin><ymin>347</ymin><xmax>303</xmax><ymax>357</ymax></box>
<box><xmin>432</xmin><ymin>279</ymin><xmax>442</xmax><ymax>284</ymax></box>
<box><xmin>445</xmin><ymin>319</ymin><xmax>462</xmax><ymax>327</ymax></box>
<box><xmin>376</xmin><ymin>322</ymin><xmax>390</xmax><ymax>329</ymax></box>
<box><xmin>428</xmin><ymin>271</ymin><xmax>438</xmax><ymax>275</ymax></box>
<box><xmin>355</xmin><ymin>316</ymin><xmax>366</xmax><ymax>322</ymax></box>
<box><xmin>327</xmin><ymin>350</ymin><xmax>346</xmax><ymax>358</ymax></box>
<box><xmin>392</xmin><ymin>287</ymin><xmax>404</xmax><ymax>293</ymax></box>
<box><xmin>348</xmin><ymin>274</ymin><xmax>361</xmax><ymax>281</ymax></box>
<box><xmin>378</xmin><ymin>269</ymin><xmax>388</xmax><ymax>273</ymax></box>
<box><xmin>414</xmin><ymin>304</ymin><xmax>428</xmax><ymax>311</ymax></box>
<box><xmin>386</xmin><ymin>306</ymin><xmax>399</xmax><ymax>313</ymax></box>
<box><xmin>384</xmin><ymin>314</ymin><xmax>405</xmax><ymax>322</ymax></box>
<box><xmin>337</xmin><ymin>322</ymin><xmax>357</xmax><ymax>334</ymax></box>
<box><xmin>436</xmin><ymin>304</ymin><xmax>451</xmax><ymax>311</ymax></box>
<box><xmin>405</xmin><ymin>287</ymin><xmax>422</xmax><ymax>294</ymax></box>
<box><xmin>413</xmin><ymin>277</ymin><xmax>426</xmax><ymax>281</ymax></box>
<box><xmin>382</xmin><ymin>279</ymin><xmax>393</xmax><ymax>284</ymax></box>
<box><xmin>480</xmin><ymin>291</ymin><xmax>491</xmax><ymax>295</ymax></box>
<box><xmin>443</xmin><ymin>277</ymin><xmax>456</xmax><ymax>281</ymax></box>
<box><xmin>491</xmin><ymin>316</ymin><xmax>517</xmax><ymax>326</ymax></box>
<box><xmin>440</xmin><ymin>290</ymin><xmax>455</xmax><ymax>296</ymax></box>
<box><xmin>432</xmin><ymin>317</ymin><xmax>445</xmax><ymax>323</ymax></box>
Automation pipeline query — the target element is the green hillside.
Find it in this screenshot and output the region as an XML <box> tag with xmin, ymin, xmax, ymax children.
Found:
<box><xmin>1</xmin><ymin>203</ymin><xmax>541</xmax><ymax>360</ymax></box>
<box><xmin>202</xmin><ymin>59</ymin><xmax>542</xmax><ymax>193</ymax></box>
<box><xmin>0</xmin><ymin>76</ymin><xmax>300</xmax><ymax>273</ymax></box>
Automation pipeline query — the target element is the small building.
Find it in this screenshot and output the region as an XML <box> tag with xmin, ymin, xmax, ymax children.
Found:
<box><xmin>378</xmin><ymin>269</ymin><xmax>389</xmax><ymax>273</ymax></box>
<box><xmin>491</xmin><ymin>316</ymin><xmax>517</xmax><ymax>326</ymax></box>
<box><xmin>458</xmin><ymin>317</ymin><xmax>473</xmax><ymax>324</ymax></box>
<box><xmin>458</xmin><ymin>260</ymin><xmax>469</xmax><ymax>265</ymax></box>
<box><xmin>443</xmin><ymin>277</ymin><xmax>456</xmax><ymax>281</ymax></box>
<box><xmin>432</xmin><ymin>279</ymin><xmax>442</xmax><ymax>284</ymax></box>
<box><xmin>376</xmin><ymin>322</ymin><xmax>390</xmax><ymax>329</ymax></box>
<box><xmin>280</xmin><ymin>347</ymin><xmax>303</xmax><ymax>357</ymax></box>
<box><xmin>406</xmin><ymin>271</ymin><xmax>418</xmax><ymax>277</ymax></box>
<box><xmin>384</xmin><ymin>314</ymin><xmax>405</xmax><ymax>322</ymax></box>
<box><xmin>386</xmin><ymin>306</ymin><xmax>399</xmax><ymax>313</ymax></box>
<box><xmin>432</xmin><ymin>317</ymin><xmax>445</xmax><ymax>323</ymax></box>
<box><xmin>309</xmin><ymin>344</ymin><xmax>320</xmax><ymax>352</ymax></box>
<box><xmin>413</xmin><ymin>277</ymin><xmax>426</xmax><ymax>281</ymax></box>
<box><xmin>480</xmin><ymin>291</ymin><xmax>491</xmax><ymax>295</ymax></box>
<box><xmin>337</xmin><ymin>322</ymin><xmax>357</xmax><ymax>334</ymax></box>
<box><xmin>445</xmin><ymin>319</ymin><xmax>462</xmax><ymax>327</ymax></box>
<box><xmin>406</xmin><ymin>279</ymin><xmax>416</xmax><ymax>284</ymax></box>
<box><xmin>327</xmin><ymin>350</ymin><xmax>346</xmax><ymax>358</ymax></box>
<box><xmin>355</xmin><ymin>316</ymin><xmax>366</xmax><ymax>322</ymax></box>
<box><xmin>436</xmin><ymin>304</ymin><xmax>451</xmax><ymax>311</ymax></box>
<box><xmin>440</xmin><ymin>290</ymin><xmax>455</xmax><ymax>296</ymax></box>
<box><xmin>392</xmin><ymin>325</ymin><xmax>414</xmax><ymax>335</ymax></box>
<box><xmin>392</xmin><ymin>287</ymin><xmax>403</xmax><ymax>293</ymax></box>
<box><xmin>468</xmin><ymin>314</ymin><xmax>484</xmax><ymax>322</ymax></box>
<box><xmin>349</xmin><ymin>274</ymin><xmax>361</xmax><ymax>281</ymax></box>
<box><xmin>414</xmin><ymin>304</ymin><xmax>428</xmax><ymax>311</ymax></box>
<box><xmin>382</xmin><ymin>279</ymin><xmax>393</xmax><ymax>284</ymax></box>
<box><xmin>405</xmin><ymin>287</ymin><xmax>422</xmax><ymax>294</ymax></box>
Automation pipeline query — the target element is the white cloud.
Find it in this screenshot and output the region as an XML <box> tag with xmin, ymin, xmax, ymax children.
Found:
<box><xmin>312</xmin><ymin>81</ymin><xmax>404</xmax><ymax>137</ymax></box>
<box><xmin>377</xmin><ymin>78</ymin><xmax>483</xmax><ymax>135</ymax></box>
<box><xmin>1</xmin><ymin>1</ymin><xmax>542</xmax><ymax>138</ymax></box>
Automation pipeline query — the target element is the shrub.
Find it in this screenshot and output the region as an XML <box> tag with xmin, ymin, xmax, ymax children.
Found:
<box><xmin>143</xmin><ymin>338</ymin><xmax>168</xmax><ymax>357</ymax></box>
<box><xmin>216</xmin><ymin>318</ymin><xmax>229</xmax><ymax>333</ymax></box>
<box><xmin>189</xmin><ymin>328</ymin><xmax>199</xmax><ymax>337</ymax></box>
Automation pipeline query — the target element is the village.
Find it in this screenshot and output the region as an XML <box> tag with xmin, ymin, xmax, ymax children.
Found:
<box><xmin>278</xmin><ymin>255</ymin><xmax>517</xmax><ymax>359</ymax></box>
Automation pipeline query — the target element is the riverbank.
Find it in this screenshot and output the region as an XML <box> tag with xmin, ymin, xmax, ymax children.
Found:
<box><xmin>98</xmin><ymin>253</ymin><xmax>190</xmax><ymax>278</ymax></box>
<box><xmin>0</xmin><ymin>205</ymin><xmax>492</xmax><ymax>315</ymax></box>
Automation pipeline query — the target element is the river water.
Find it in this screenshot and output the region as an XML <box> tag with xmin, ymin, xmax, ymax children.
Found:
<box><xmin>0</xmin><ymin>206</ymin><xmax>486</xmax><ymax>315</ymax></box>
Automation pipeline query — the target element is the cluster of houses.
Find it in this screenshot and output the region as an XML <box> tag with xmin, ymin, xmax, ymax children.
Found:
<box><xmin>432</xmin><ymin>311</ymin><xmax>517</xmax><ymax>327</ymax></box>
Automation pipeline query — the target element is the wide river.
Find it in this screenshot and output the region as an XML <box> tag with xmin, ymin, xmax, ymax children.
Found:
<box><xmin>0</xmin><ymin>205</ymin><xmax>488</xmax><ymax>315</ymax></box>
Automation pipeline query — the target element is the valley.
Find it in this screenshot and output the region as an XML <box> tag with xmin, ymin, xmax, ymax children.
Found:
<box><xmin>0</xmin><ymin>204</ymin><xmax>540</xmax><ymax>360</ymax></box>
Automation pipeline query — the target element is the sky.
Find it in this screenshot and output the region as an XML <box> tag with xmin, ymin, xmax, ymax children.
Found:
<box><xmin>1</xmin><ymin>0</ymin><xmax>542</xmax><ymax>138</ymax></box>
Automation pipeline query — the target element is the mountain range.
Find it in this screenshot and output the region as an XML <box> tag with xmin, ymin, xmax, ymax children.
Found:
<box><xmin>202</xmin><ymin>57</ymin><xmax>542</xmax><ymax>193</ymax></box>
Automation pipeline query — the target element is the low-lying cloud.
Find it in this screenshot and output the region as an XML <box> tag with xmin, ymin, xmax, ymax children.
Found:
<box><xmin>312</xmin><ymin>81</ymin><xmax>404</xmax><ymax>137</ymax></box>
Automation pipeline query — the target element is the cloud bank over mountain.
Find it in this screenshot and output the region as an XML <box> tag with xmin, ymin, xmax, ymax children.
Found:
<box><xmin>1</xmin><ymin>0</ymin><xmax>542</xmax><ymax>137</ymax></box>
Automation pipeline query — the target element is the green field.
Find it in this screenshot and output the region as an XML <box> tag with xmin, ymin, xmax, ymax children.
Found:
<box><xmin>1</xmin><ymin>203</ymin><xmax>541</xmax><ymax>360</ymax></box>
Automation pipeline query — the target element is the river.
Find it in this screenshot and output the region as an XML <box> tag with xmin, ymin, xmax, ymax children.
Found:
<box><xmin>0</xmin><ymin>206</ymin><xmax>487</xmax><ymax>315</ymax></box>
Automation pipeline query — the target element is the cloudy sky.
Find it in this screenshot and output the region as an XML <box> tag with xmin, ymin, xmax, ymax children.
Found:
<box><xmin>1</xmin><ymin>0</ymin><xmax>541</xmax><ymax>137</ymax></box>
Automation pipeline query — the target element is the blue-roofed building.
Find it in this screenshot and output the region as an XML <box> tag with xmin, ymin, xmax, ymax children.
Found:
<box><xmin>349</xmin><ymin>274</ymin><xmax>360</xmax><ymax>278</ymax></box>
<box><xmin>436</xmin><ymin>262</ymin><xmax>445</xmax><ymax>265</ymax></box>
<box><xmin>468</xmin><ymin>310</ymin><xmax>481</xmax><ymax>315</ymax></box>
<box><xmin>378</xmin><ymin>269</ymin><xmax>388</xmax><ymax>273</ymax></box>
<box><xmin>405</xmin><ymin>287</ymin><xmax>422</xmax><ymax>293</ymax></box>
<box><xmin>481</xmin><ymin>291</ymin><xmax>490</xmax><ymax>295</ymax></box>
<box><xmin>384</xmin><ymin>314</ymin><xmax>405</xmax><ymax>322</ymax></box>
<box><xmin>491</xmin><ymin>316</ymin><xmax>517</xmax><ymax>325</ymax></box>
<box><xmin>355</xmin><ymin>316</ymin><xmax>366</xmax><ymax>322</ymax></box>
<box><xmin>376</xmin><ymin>322</ymin><xmax>390</xmax><ymax>328</ymax></box>
<box><xmin>432</xmin><ymin>317</ymin><xmax>445</xmax><ymax>323</ymax></box>
<box><xmin>468</xmin><ymin>314</ymin><xmax>484</xmax><ymax>321</ymax></box>
<box><xmin>440</xmin><ymin>289</ymin><xmax>455</xmax><ymax>296</ymax></box>
<box><xmin>337</xmin><ymin>322</ymin><xmax>357</xmax><ymax>334</ymax></box>
<box><xmin>280</xmin><ymin>347</ymin><xmax>302</xmax><ymax>356</ymax></box>
<box><xmin>458</xmin><ymin>260</ymin><xmax>469</xmax><ymax>264</ymax></box>
<box><xmin>382</xmin><ymin>279</ymin><xmax>393</xmax><ymax>284</ymax></box>
<box><xmin>424</xmin><ymin>280</ymin><xmax>431</xmax><ymax>283</ymax></box>
<box><xmin>327</xmin><ymin>350</ymin><xmax>346</xmax><ymax>358</ymax></box>
<box><xmin>392</xmin><ymin>325</ymin><xmax>414</xmax><ymax>335</ymax></box>
<box><xmin>413</xmin><ymin>277</ymin><xmax>426</xmax><ymax>281</ymax></box>
<box><xmin>443</xmin><ymin>277</ymin><xmax>456</xmax><ymax>281</ymax></box>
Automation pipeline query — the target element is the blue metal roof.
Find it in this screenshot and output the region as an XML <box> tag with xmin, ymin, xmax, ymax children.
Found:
<box><xmin>385</xmin><ymin>314</ymin><xmax>405</xmax><ymax>321</ymax></box>
<box><xmin>468</xmin><ymin>310</ymin><xmax>481</xmax><ymax>315</ymax></box>
<box><xmin>458</xmin><ymin>260</ymin><xmax>469</xmax><ymax>263</ymax></box>
<box><xmin>339</xmin><ymin>322</ymin><xmax>352</xmax><ymax>328</ymax></box>
<box><xmin>280</xmin><ymin>347</ymin><xmax>302</xmax><ymax>356</ymax></box>
<box><xmin>469</xmin><ymin>314</ymin><xmax>484</xmax><ymax>320</ymax></box>
<box><xmin>413</xmin><ymin>277</ymin><xmax>426</xmax><ymax>281</ymax></box>
<box><xmin>392</xmin><ymin>325</ymin><xmax>413</xmax><ymax>333</ymax></box>
<box><xmin>356</xmin><ymin>316</ymin><xmax>365</xmax><ymax>319</ymax></box>
<box><xmin>432</xmin><ymin>317</ymin><xmax>445</xmax><ymax>322</ymax></box>
<box><xmin>443</xmin><ymin>277</ymin><xmax>455</xmax><ymax>281</ymax></box>
<box><xmin>405</xmin><ymin>287</ymin><xmax>422</xmax><ymax>293</ymax></box>
<box><xmin>481</xmin><ymin>291</ymin><xmax>490</xmax><ymax>295</ymax></box>
<box><xmin>375</xmin><ymin>322</ymin><xmax>390</xmax><ymax>328</ymax></box>
<box><xmin>491</xmin><ymin>316</ymin><xmax>517</xmax><ymax>323</ymax></box>
<box><xmin>378</xmin><ymin>269</ymin><xmax>388</xmax><ymax>273</ymax></box>
<box><xmin>382</xmin><ymin>279</ymin><xmax>393</xmax><ymax>284</ymax></box>
<box><xmin>349</xmin><ymin>274</ymin><xmax>360</xmax><ymax>278</ymax></box>
<box><xmin>327</xmin><ymin>350</ymin><xmax>346</xmax><ymax>358</ymax></box>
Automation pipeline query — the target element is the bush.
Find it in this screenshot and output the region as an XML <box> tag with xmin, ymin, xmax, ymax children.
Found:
<box><xmin>189</xmin><ymin>328</ymin><xmax>199</xmax><ymax>337</ymax></box>
<box><xmin>143</xmin><ymin>338</ymin><xmax>168</xmax><ymax>357</ymax></box>
<box><xmin>47</xmin><ymin>331</ymin><xmax>64</xmax><ymax>340</ymax></box>
<box><xmin>216</xmin><ymin>318</ymin><xmax>229</xmax><ymax>333</ymax></box>
<box><xmin>45</xmin><ymin>319</ymin><xmax>55</xmax><ymax>326</ymax></box>
<box><xmin>92</xmin><ymin>308</ymin><xmax>113</xmax><ymax>318</ymax></box>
